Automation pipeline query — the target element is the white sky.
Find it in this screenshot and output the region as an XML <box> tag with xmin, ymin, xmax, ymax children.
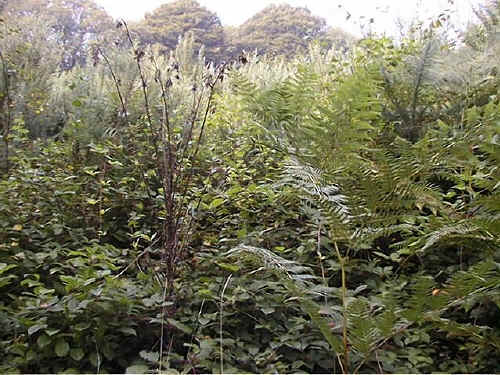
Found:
<box><xmin>95</xmin><ymin>0</ymin><xmax>486</xmax><ymax>37</ymax></box>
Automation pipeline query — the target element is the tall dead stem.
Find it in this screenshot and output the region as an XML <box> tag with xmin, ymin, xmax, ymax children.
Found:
<box><xmin>0</xmin><ymin>49</ymin><xmax>13</xmax><ymax>175</ymax></box>
<box><xmin>105</xmin><ymin>21</ymin><xmax>229</xmax><ymax>372</ymax></box>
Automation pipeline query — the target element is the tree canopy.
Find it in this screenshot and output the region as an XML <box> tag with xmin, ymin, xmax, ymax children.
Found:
<box><xmin>1</xmin><ymin>0</ymin><xmax>113</xmax><ymax>69</ymax></box>
<box><xmin>231</xmin><ymin>4</ymin><xmax>328</xmax><ymax>57</ymax></box>
<box><xmin>134</xmin><ymin>0</ymin><xmax>225</xmax><ymax>63</ymax></box>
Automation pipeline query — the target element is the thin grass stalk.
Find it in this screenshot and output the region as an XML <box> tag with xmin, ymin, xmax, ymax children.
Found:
<box><xmin>317</xmin><ymin>223</ymin><xmax>328</xmax><ymax>305</ymax></box>
<box><xmin>220</xmin><ymin>274</ymin><xmax>232</xmax><ymax>374</ymax></box>
<box><xmin>97</xmin><ymin>46</ymin><xmax>129</xmax><ymax>127</ymax></box>
<box><xmin>334</xmin><ymin>241</ymin><xmax>349</xmax><ymax>374</ymax></box>
<box><xmin>159</xmin><ymin>276</ymin><xmax>169</xmax><ymax>373</ymax></box>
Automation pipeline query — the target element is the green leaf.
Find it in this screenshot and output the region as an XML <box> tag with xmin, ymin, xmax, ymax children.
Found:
<box><xmin>83</xmin><ymin>277</ymin><xmax>97</xmax><ymax>286</ymax></box>
<box><xmin>0</xmin><ymin>275</ymin><xmax>17</xmax><ymax>288</ymax></box>
<box><xmin>70</xmin><ymin>348</ymin><xmax>85</xmax><ymax>361</ymax></box>
<box><xmin>198</xmin><ymin>339</ymin><xmax>216</xmax><ymax>361</ymax></box>
<box><xmin>197</xmin><ymin>289</ymin><xmax>213</xmax><ymax>298</ymax></box>
<box><xmin>261</xmin><ymin>307</ymin><xmax>275</xmax><ymax>315</ymax></box>
<box><xmin>119</xmin><ymin>327</ymin><xmax>137</xmax><ymax>336</ymax></box>
<box><xmin>126</xmin><ymin>364</ymin><xmax>150</xmax><ymax>373</ymax></box>
<box><xmin>89</xmin><ymin>352</ymin><xmax>98</xmax><ymax>367</ymax></box>
<box><xmin>198</xmin><ymin>316</ymin><xmax>211</xmax><ymax>325</ymax></box>
<box><xmin>55</xmin><ymin>339</ymin><xmax>70</xmax><ymax>357</ymax></box>
<box><xmin>209</xmin><ymin>198</ymin><xmax>224</xmax><ymax>209</ymax></box>
<box><xmin>167</xmin><ymin>318</ymin><xmax>192</xmax><ymax>334</ymax></box>
<box><xmin>26</xmin><ymin>349</ymin><xmax>37</xmax><ymax>362</ymax></box>
<box><xmin>73</xmin><ymin>322</ymin><xmax>91</xmax><ymax>331</ymax></box>
<box><xmin>61</xmin><ymin>369</ymin><xmax>79</xmax><ymax>374</ymax></box>
<box><xmin>72</xmin><ymin>99</ymin><xmax>82</xmax><ymax>107</ymax></box>
<box><xmin>102</xmin><ymin>341</ymin><xmax>115</xmax><ymax>360</ymax></box>
<box><xmin>0</xmin><ymin>263</ymin><xmax>17</xmax><ymax>275</ymax></box>
<box><xmin>139</xmin><ymin>350</ymin><xmax>159</xmax><ymax>363</ymax></box>
<box><xmin>28</xmin><ymin>323</ymin><xmax>47</xmax><ymax>336</ymax></box>
<box><xmin>45</xmin><ymin>329</ymin><xmax>60</xmax><ymax>336</ymax></box>
<box><xmin>37</xmin><ymin>334</ymin><xmax>51</xmax><ymax>349</ymax></box>
<box><xmin>215</xmin><ymin>262</ymin><xmax>239</xmax><ymax>272</ymax></box>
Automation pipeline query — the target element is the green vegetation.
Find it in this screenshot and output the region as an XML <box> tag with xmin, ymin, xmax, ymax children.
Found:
<box><xmin>0</xmin><ymin>0</ymin><xmax>499</xmax><ymax>373</ymax></box>
<box><xmin>134</xmin><ymin>0</ymin><xmax>225</xmax><ymax>63</ymax></box>
<box><xmin>2</xmin><ymin>0</ymin><xmax>114</xmax><ymax>69</ymax></box>
<box><xmin>228</xmin><ymin>4</ymin><xmax>327</xmax><ymax>58</ymax></box>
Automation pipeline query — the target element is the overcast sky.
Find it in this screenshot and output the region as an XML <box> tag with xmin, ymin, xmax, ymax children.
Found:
<box><xmin>95</xmin><ymin>0</ymin><xmax>485</xmax><ymax>37</ymax></box>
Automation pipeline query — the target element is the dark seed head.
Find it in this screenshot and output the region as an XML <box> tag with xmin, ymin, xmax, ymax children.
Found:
<box><xmin>238</xmin><ymin>54</ymin><xmax>248</xmax><ymax>64</ymax></box>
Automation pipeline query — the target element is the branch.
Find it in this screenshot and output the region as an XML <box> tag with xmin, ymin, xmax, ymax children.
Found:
<box><xmin>97</xmin><ymin>46</ymin><xmax>129</xmax><ymax>127</ymax></box>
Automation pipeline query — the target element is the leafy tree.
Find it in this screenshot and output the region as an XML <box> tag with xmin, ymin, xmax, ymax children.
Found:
<box><xmin>1</xmin><ymin>0</ymin><xmax>113</xmax><ymax>69</ymax></box>
<box><xmin>461</xmin><ymin>0</ymin><xmax>500</xmax><ymax>50</ymax></box>
<box><xmin>321</xmin><ymin>26</ymin><xmax>358</xmax><ymax>51</ymax></box>
<box><xmin>133</xmin><ymin>0</ymin><xmax>224</xmax><ymax>63</ymax></box>
<box><xmin>0</xmin><ymin>13</ymin><xmax>64</xmax><ymax>139</ymax></box>
<box><xmin>232</xmin><ymin>4</ymin><xmax>328</xmax><ymax>57</ymax></box>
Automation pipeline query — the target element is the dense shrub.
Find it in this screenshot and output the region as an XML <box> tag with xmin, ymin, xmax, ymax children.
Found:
<box><xmin>1</xmin><ymin>8</ymin><xmax>499</xmax><ymax>373</ymax></box>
